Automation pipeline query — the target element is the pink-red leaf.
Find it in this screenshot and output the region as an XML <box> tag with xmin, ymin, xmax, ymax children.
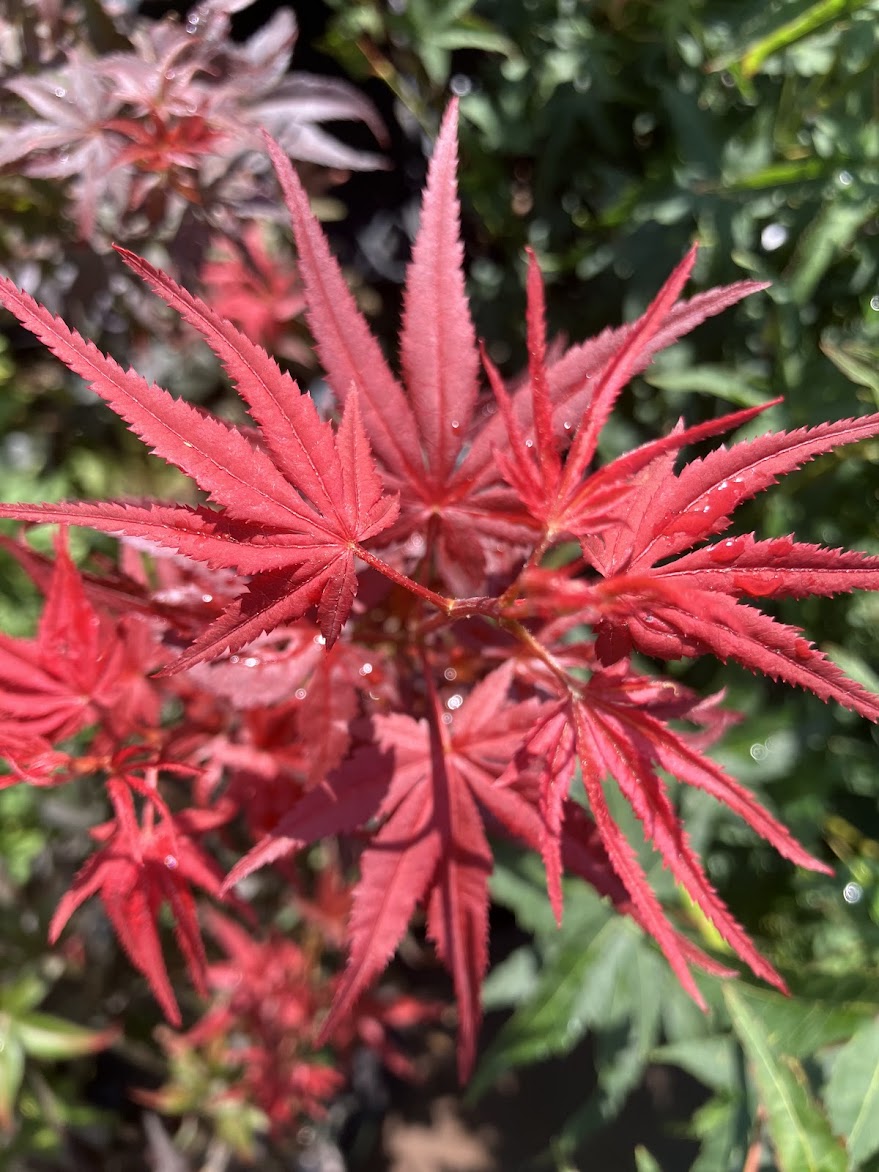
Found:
<box><xmin>400</xmin><ymin>100</ymin><xmax>479</xmax><ymax>483</ymax></box>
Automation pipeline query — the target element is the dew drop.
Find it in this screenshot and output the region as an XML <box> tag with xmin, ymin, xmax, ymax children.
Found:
<box><xmin>444</xmin><ymin>667</ymin><xmax>457</xmax><ymax>681</ymax></box>
<box><xmin>732</xmin><ymin>571</ymin><xmax>784</xmax><ymax>597</ymax></box>
<box><xmin>164</xmin><ymin>854</ymin><xmax>178</xmax><ymax>869</ymax></box>
<box><xmin>749</xmin><ymin>742</ymin><xmax>768</xmax><ymax>762</ymax></box>
<box><xmin>447</xmin><ymin>693</ymin><xmax>464</xmax><ymax>711</ymax></box>
<box><xmin>837</xmin><ymin>170</ymin><xmax>853</xmax><ymax>187</ymax></box>
<box><xmin>707</xmin><ymin>537</ymin><xmax>745</xmax><ymax>564</ymax></box>
<box><xmin>229</xmin><ymin>655</ymin><xmax>240</xmax><ymax>664</ymax></box>
<box><xmin>871</xmin><ymin>295</ymin><xmax>879</xmax><ymax>312</ymax></box>
<box><xmin>441</xmin><ymin>712</ymin><xmax>453</xmax><ymax>725</ymax></box>
<box><xmin>524</xmin><ymin>437</ymin><xmax>534</xmax><ymax>448</ymax></box>
<box><xmin>667</xmin><ymin>511</ymin><xmax>716</xmax><ymax>536</ymax></box>
<box><xmin>54</xmin><ymin>86</ymin><xmax>67</xmax><ymax>98</ymax></box>
<box><xmin>295</xmin><ymin>688</ymin><xmax>307</xmax><ymax>700</ymax></box>
<box><xmin>563</xmin><ymin>420</ymin><xmax>572</xmax><ymax>431</ymax></box>
<box><xmin>164</xmin><ymin>69</ymin><xmax>177</xmax><ymax>81</ymax></box>
<box><xmin>760</xmin><ymin>223</ymin><xmax>788</xmax><ymax>251</ymax></box>
<box><xmin>768</xmin><ymin>536</ymin><xmax>793</xmax><ymax>557</ymax></box>
<box><xmin>450</xmin><ymin>419</ymin><xmax>460</xmax><ymax>431</ymax></box>
<box><xmin>359</xmin><ymin>662</ymin><xmax>373</xmax><ymax>676</ymax></box>
<box><xmin>201</xmin><ymin>593</ymin><xmax>213</xmax><ymax>603</ymax></box>
<box><xmin>843</xmin><ymin>881</ymin><xmax>862</xmax><ymax>904</ymax></box>
<box><xmin>242</xmin><ymin>656</ymin><xmax>259</xmax><ymax>668</ymax></box>
<box><xmin>314</xmin><ymin>634</ymin><xmax>326</xmax><ymax>646</ymax></box>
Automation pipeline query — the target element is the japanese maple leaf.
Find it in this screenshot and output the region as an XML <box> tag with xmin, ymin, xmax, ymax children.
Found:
<box><xmin>0</xmin><ymin>529</ymin><xmax>159</xmax><ymax>741</ymax></box>
<box><xmin>50</xmin><ymin>773</ymin><xmax>229</xmax><ymax>1025</ymax></box>
<box><xmin>507</xmin><ymin>654</ymin><xmax>831</xmax><ymax>1005</ymax></box>
<box><xmin>0</xmin><ymin>242</ymin><xmax>399</xmax><ymax>668</ymax></box>
<box><xmin>271</xmin><ymin>101</ymin><xmax>764</xmax><ymax>593</ymax></box>
<box><xmin>179</xmin><ymin>910</ymin><xmax>344</xmax><ymax>1135</ymax></box>
<box><xmin>223</xmin><ymin>663</ymin><xmax>724</xmax><ymax>1079</ymax></box>
<box><xmin>574</xmin><ymin>416</ymin><xmax>879</xmax><ymax>719</ymax></box>
<box><xmin>200</xmin><ymin>225</ymin><xmax>309</xmax><ymax>362</ymax></box>
<box><xmin>483</xmin><ymin>245</ymin><xmax>879</xmax><ymax>721</ymax></box>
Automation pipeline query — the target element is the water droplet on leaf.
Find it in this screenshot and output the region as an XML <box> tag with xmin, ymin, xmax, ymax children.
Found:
<box><xmin>732</xmin><ymin>571</ymin><xmax>785</xmax><ymax>597</ymax></box>
<box><xmin>707</xmin><ymin>537</ymin><xmax>745</xmax><ymax>564</ymax></box>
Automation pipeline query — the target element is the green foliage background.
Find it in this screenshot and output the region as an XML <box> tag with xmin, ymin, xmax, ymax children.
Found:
<box><xmin>1</xmin><ymin>0</ymin><xmax>878</xmax><ymax>1167</ymax></box>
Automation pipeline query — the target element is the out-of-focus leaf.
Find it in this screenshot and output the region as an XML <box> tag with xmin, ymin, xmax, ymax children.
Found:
<box><xmin>555</xmin><ymin>944</ymin><xmax>666</xmax><ymax>1147</ymax></box>
<box><xmin>644</xmin><ymin>364</ymin><xmax>769</xmax><ymax>407</ymax></box>
<box><xmin>17</xmin><ymin>1013</ymin><xmax>119</xmax><ymax>1061</ymax></box>
<box><xmin>651</xmin><ymin>1036</ymin><xmax>738</xmax><ymax>1093</ymax></box>
<box><xmin>469</xmin><ymin>905</ymin><xmax>629</xmax><ymax>1097</ymax></box>
<box><xmin>0</xmin><ymin>975</ymin><xmax>47</xmax><ymax>1017</ymax></box>
<box><xmin>726</xmin><ymin>981</ymin><xmax>876</xmax><ymax>1058</ymax></box>
<box><xmin>691</xmin><ymin>1097</ymin><xmax>751</xmax><ymax>1172</ymax></box>
<box><xmin>725</xmin><ymin>985</ymin><xmax>848</xmax><ymax>1172</ymax></box>
<box><xmin>0</xmin><ymin>1025</ymin><xmax>25</xmax><ymax>1132</ymax></box>
<box><xmin>481</xmin><ymin>946</ymin><xmax>539</xmax><ymax>1010</ymax></box>
<box><xmin>825</xmin><ymin>1018</ymin><xmax>879</xmax><ymax>1167</ymax></box>
<box><xmin>635</xmin><ymin>1146</ymin><xmax>663</xmax><ymax>1172</ymax></box>
<box><xmin>786</xmin><ymin>199</ymin><xmax>879</xmax><ymax>306</ymax></box>
<box><xmin>824</xmin><ymin>645</ymin><xmax>879</xmax><ymax>696</ymax></box>
<box><xmin>711</xmin><ymin>0</ymin><xmax>874</xmax><ymax>79</ymax></box>
<box><xmin>820</xmin><ymin>337</ymin><xmax>879</xmax><ymax>399</ymax></box>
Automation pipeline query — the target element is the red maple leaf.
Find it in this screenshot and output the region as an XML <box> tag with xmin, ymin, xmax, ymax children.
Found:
<box><xmin>269</xmin><ymin>105</ymin><xmax>766</xmax><ymax>593</ymax></box>
<box><xmin>50</xmin><ymin>766</ymin><xmax>230</xmax><ymax>1025</ymax></box>
<box><xmin>0</xmin><ymin>529</ymin><xmax>159</xmax><ymax>742</ymax></box>
<box><xmin>224</xmin><ymin>662</ymin><xmax>727</xmax><ymax>1078</ymax></box>
<box><xmin>0</xmin><ymin>254</ymin><xmax>399</xmax><ymax>664</ymax></box>
<box><xmin>2</xmin><ymin>98</ymin><xmax>879</xmax><ymax>1084</ymax></box>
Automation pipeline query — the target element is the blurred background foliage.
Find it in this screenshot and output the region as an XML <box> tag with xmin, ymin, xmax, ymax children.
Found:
<box><xmin>1</xmin><ymin>0</ymin><xmax>879</xmax><ymax>1168</ymax></box>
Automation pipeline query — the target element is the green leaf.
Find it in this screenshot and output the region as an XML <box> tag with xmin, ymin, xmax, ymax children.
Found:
<box><xmin>785</xmin><ymin>198</ymin><xmax>879</xmax><ymax>306</ymax></box>
<box><xmin>635</xmin><ymin>1146</ymin><xmax>663</xmax><ymax>1172</ymax></box>
<box><xmin>481</xmin><ymin>946</ymin><xmax>539</xmax><ymax>1011</ymax></box>
<box><xmin>725</xmin><ymin>985</ymin><xmax>848</xmax><ymax>1172</ymax></box>
<box><xmin>826</xmin><ymin>1018</ymin><xmax>879</xmax><ymax>1167</ymax></box>
<box><xmin>0</xmin><ymin>1019</ymin><xmax>25</xmax><ymax>1132</ymax></box>
<box><xmin>727</xmin><ymin>981</ymin><xmax>874</xmax><ymax>1058</ymax></box>
<box><xmin>17</xmin><ymin>1013</ymin><xmax>119</xmax><ymax>1061</ymax></box>
<box><xmin>0</xmin><ymin>975</ymin><xmax>47</xmax><ymax>1016</ymax></box>
<box><xmin>644</xmin><ymin>364</ymin><xmax>769</xmax><ymax>407</ymax></box>
<box><xmin>713</xmin><ymin>0</ymin><xmax>874</xmax><ymax>79</ymax></box>
<box><xmin>691</xmin><ymin>1097</ymin><xmax>751</xmax><ymax>1172</ymax></box>
<box><xmin>651</xmin><ymin>1036</ymin><xmax>738</xmax><ymax>1093</ymax></box>
<box><xmin>820</xmin><ymin>337</ymin><xmax>879</xmax><ymax>399</ymax></box>
<box><xmin>469</xmin><ymin>910</ymin><xmax>633</xmax><ymax>1098</ymax></box>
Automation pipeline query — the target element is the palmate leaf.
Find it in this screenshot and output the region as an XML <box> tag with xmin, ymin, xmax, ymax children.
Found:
<box><xmin>50</xmin><ymin>776</ymin><xmax>229</xmax><ymax>1025</ymax></box>
<box><xmin>0</xmin><ymin>247</ymin><xmax>398</xmax><ymax>666</ymax></box>
<box><xmin>277</xmin><ymin>101</ymin><xmax>772</xmax><ymax>591</ymax></box>
<box><xmin>0</xmin><ymin>529</ymin><xmax>158</xmax><ymax>742</ymax></box>
<box><xmin>4</xmin><ymin>96</ymin><xmax>879</xmax><ymax>1093</ymax></box>
<box><xmin>227</xmin><ymin>664</ymin><xmax>729</xmax><ymax>1076</ymax></box>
